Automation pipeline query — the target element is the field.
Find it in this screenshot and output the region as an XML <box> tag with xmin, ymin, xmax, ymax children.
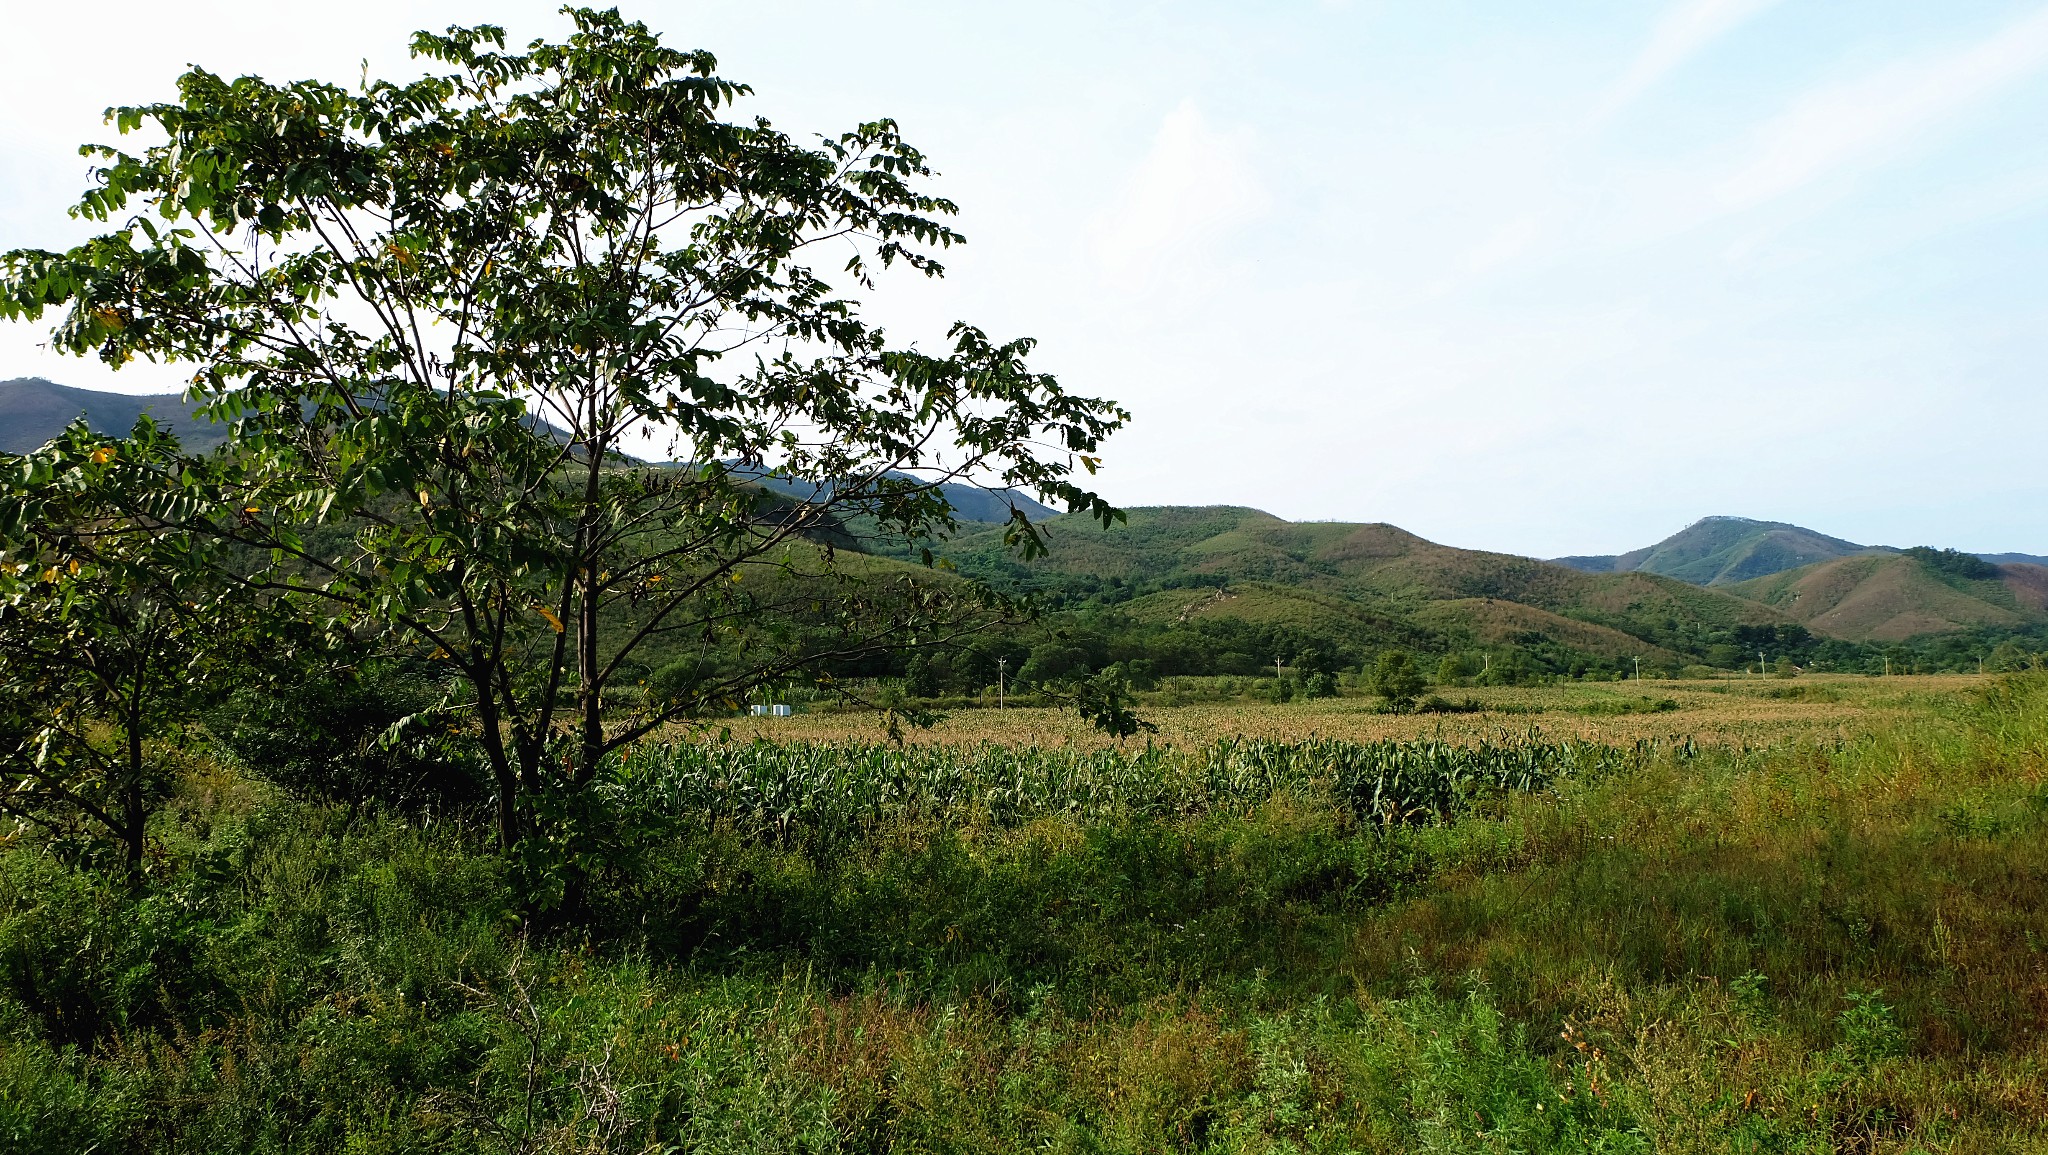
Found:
<box><xmin>3</xmin><ymin>672</ymin><xmax>2046</xmax><ymax>1152</ymax></box>
<box><xmin>724</xmin><ymin>675</ymin><xmax>1964</xmax><ymax>750</ymax></box>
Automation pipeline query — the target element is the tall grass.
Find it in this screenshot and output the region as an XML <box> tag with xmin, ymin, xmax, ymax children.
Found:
<box><xmin>0</xmin><ymin>676</ymin><xmax>2042</xmax><ymax>1151</ymax></box>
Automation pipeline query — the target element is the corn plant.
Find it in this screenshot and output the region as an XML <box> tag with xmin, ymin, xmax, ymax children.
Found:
<box><xmin>605</xmin><ymin>732</ymin><xmax>1683</xmax><ymax>844</ymax></box>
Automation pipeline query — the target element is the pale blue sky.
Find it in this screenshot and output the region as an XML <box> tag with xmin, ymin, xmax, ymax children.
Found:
<box><xmin>4</xmin><ymin>1</ymin><xmax>2046</xmax><ymax>556</ymax></box>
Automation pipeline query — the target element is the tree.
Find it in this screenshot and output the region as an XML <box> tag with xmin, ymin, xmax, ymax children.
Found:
<box><xmin>1985</xmin><ymin>640</ymin><xmax>2034</xmax><ymax>674</ymax></box>
<box><xmin>0</xmin><ymin>421</ymin><xmax>234</xmax><ymax>881</ymax></box>
<box><xmin>1367</xmin><ymin>650</ymin><xmax>1425</xmax><ymax>711</ymax></box>
<box><xmin>1294</xmin><ymin>645</ymin><xmax>1339</xmax><ymax>698</ymax></box>
<box><xmin>1</xmin><ymin>10</ymin><xmax>1125</xmax><ymax>854</ymax></box>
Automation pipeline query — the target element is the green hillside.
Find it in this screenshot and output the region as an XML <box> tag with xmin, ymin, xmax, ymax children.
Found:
<box><xmin>14</xmin><ymin>379</ymin><xmax>2041</xmax><ymax>678</ymax></box>
<box><xmin>913</xmin><ymin>506</ymin><xmax>1792</xmax><ymax>677</ymax></box>
<box><xmin>1726</xmin><ymin>550</ymin><xmax>2048</xmax><ymax>642</ymax></box>
<box><xmin>1553</xmin><ymin>515</ymin><xmax>1884</xmax><ymax>585</ymax></box>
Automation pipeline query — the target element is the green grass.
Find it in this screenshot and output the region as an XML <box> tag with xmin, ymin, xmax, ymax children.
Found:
<box><xmin>0</xmin><ymin>678</ymin><xmax>2044</xmax><ymax>1151</ymax></box>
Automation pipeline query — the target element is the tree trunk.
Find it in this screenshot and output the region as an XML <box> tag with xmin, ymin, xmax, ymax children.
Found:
<box><xmin>123</xmin><ymin>781</ymin><xmax>145</xmax><ymax>887</ymax></box>
<box><xmin>472</xmin><ymin>669</ymin><xmax>521</xmax><ymax>851</ymax></box>
<box><xmin>577</xmin><ymin>563</ymin><xmax>603</xmax><ymax>786</ymax></box>
<box><xmin>122</xmin><ymin>661</ymin><xmax>149</xmax><ymax>888</ymax></box>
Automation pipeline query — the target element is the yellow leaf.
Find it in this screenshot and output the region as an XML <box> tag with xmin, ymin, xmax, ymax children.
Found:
<box><xmin>536</xmin><ymin>605</ymin><xmax>565</xmax><ymax>633</ymax></box>
<box><xmin>244</xmin><ymin>506</ymin><xmax>262</xmax><ymax>514</ymax></box>
<box><xmin>90</xmin><ymin>446</ymin><xmax>117</xmax><ymax>464</ymax></box>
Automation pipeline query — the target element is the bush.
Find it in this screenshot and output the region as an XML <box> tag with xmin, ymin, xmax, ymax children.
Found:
<box><xmin>210</xmin><ymin>659</ymin><xmax>483</xmax><ymax>815</ymax></box>
<box><xmin>1019</xmin><ymin>642</ymin><xmax>1090</xmax><ymax>686</ymax></box>
<box><xmin>1367</xmin><ymin>651</ymin><xmax>1426</xmax><ymax>710</ymax></box>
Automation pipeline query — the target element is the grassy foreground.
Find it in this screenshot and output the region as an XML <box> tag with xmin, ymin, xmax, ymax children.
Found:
<box><xmin>2</xmin><ymin>678</ymin><xmax>2045</xmax><ymax>1152</ymax></box>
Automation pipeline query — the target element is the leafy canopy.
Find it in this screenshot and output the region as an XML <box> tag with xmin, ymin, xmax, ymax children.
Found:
<box><xmin>0</xmin><ymin>419</ymin><xmax>238</xmax><ymax>878</ymax></box>
<box><xmin>1</xmin><ymin>8</ymin><xmax>1128</xmax><ymax>851</ymax></box>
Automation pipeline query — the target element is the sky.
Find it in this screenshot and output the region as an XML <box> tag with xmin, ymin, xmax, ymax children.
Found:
<box><xmin>4</xmin><ymin>0</ymin><xmax>2048</xmax><ymax>557</ymax></box>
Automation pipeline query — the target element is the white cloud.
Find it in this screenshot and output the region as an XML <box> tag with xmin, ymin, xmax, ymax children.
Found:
<box><xmin>1091</xmin><ymin>100</ymin><xmax>1265</xmax><ymax>285</ymax></box>
<box><xmin>1716</xmin><ymin>4</ymin><xmax>2048</xmax><ymax>209</ymax></box>
<box><xmin>1596</xmin><ymin>0</ymin><xmax>1786</xmax><ymax>122</ymax></box>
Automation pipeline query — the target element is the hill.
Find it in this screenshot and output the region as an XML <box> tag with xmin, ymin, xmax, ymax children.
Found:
<box><xmin>0</xmin><ymin>378</ymin><xmax>224</xmax><ymax>453</ymax></box>
<box><xmin>1557</xmin><ymin>515</ymin><xmax>2048</xmax><ymax>587</ymax></box>
<box><xmin>925</xmin><ymin>506</ymin><xmax>1788</xmax><ymax>673</ymax></box>
<box><xmin>1725</xmin><ymin>551</ymin><xmax>2048</xmax><ymax>642</ymax></box>
<box><xmin>726</xmin><ymin>464</ymin><xmax>1056</xmax><ymax>525</ymax></box>
<box><xmin>4</xmin><ymin>380</ymin><xmax>1053</xmax><ymax>526</ymax></box>
<box><xmin>11</xmin><ymin>384</ymin><xmax>2041</xmax><ymax>668</ymax></box>
<box><xmin>1552</xmin><ymin>516</ymin><xmax>1886</xmax><ymax>585</ymax></box>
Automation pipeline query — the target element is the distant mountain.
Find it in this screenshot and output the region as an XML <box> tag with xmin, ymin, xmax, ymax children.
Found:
<box><xmin>1552</xmin><ymin>516</ymin><xmax>1887</xmax><ymax>586</ymax></box>
<box><xmin>924</xmin><ymin>505</ymin><xmax>1789</xmax><ymax>665</ymax></box>
<box><xmin>4</xmin><ymin>379</ymin><xmax>1055</xmax><ymax>526</ymax></box>
<box><xmin>1977</xmin><ymin>552</ymin><xmax>2048</xmax><ymax>568</ymax></box>
<box><xmin>732</xmin><ymin>466</ymin><xmax>1056</xmax><ymax>524</ymax></box>
<box><xmin>0</xmin><ymin>378</ymin><xmax>224</xmax><ymax>453</ymax></box>
<box><xmin>1726</xmin><ymin>552</ymin><xmax>2048</xmax><ymax>643</ymax></box>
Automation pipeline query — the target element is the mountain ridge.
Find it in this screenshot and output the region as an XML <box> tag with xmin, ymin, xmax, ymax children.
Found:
<box><xmin>915</xmin><ymin>505</ymin><xmax>1797</xmax><ymax>673</ymax></box>
<box><xmin>0</xmin><ymin>378</ymin><xmax>1054</xmax><ymax>525</ymax></box>
<box><xmin>1551</xmin><ymin>516</ymin><xmax>1894</xmax><ymax>585</ymax></box>
<box><xmin>0</xmin><ymin>378</ymin><xmax>223</xmax><ymax>453</ymax></box>
<box><xmin>9</xmin><ymin>382</ymin><xmax>2044</xmax><ymax>657</ymax></box>
<box><xmin>1553</xmin><ymin>515</ymin><xmax>2045</xmax><ymax>586</ymax></box>
<box><xmin>1726</xmin><ymin>553</ymin><xmax>2048</xmax><ymax>642</ymax></box>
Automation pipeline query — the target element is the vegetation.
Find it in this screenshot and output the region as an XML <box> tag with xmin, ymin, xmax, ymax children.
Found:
<box><xmin>1551</xmin><ymin>515</ymin><xmax>1875</xmax><ymax>586</ymax></box>
<box><xmin>0</xmin><ymin>419</ymin><xmax>240</xmax><ymax>880</ymax></box>
<box><xmin>1364</xmin><ymin>649</ymin><xmax>1426</xmax><ymax>710</ymax></box>
<box><xmin>1906</xmin><ymin>546</ymin><xmax>2005</xmax><ymax>583</ymax></box>
<box><xmin>0</xmin><ymin>670</ymin><xmax>2043</xmax><ymax>1150</ymax></box>
<box><xmin>0</xmin><ymin>11</ymin><xmax>1120</xmax><ymax>866</ymax></box>
<box><xmin>846</xmin><ymin>508</ymin><xmax>2048</xmax><ymax>699</ymax></box>
<box><xmin>3</xmin><ymin>11</ymin><xmax>2046</xmax><ymax>1152</ymax></box>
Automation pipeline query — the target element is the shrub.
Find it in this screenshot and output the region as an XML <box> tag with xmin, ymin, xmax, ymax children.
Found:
<box><xmin>1905</xmin><ymin>546</ymin><xmax>2000</xmax><ymax>582</ymax></box>
<box><xmin>210</xmin><ymin>659</ymin><xmax>483</xmax><ymax>815</ymax></box>
<box><xmin>1367</xmin><ymin>650</ymin><xmax>1426</xmax><ymax>710</ymax></box>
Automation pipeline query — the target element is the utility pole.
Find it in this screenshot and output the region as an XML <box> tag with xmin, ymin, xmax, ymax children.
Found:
<box><xmin>1632</xmin><ymin>656</ymin><xmax>1641</xmax><ymax>682</ymax></box>
<box><xmin>1275</xmin><ymin>655</ymin><xmax>1285</xmax><ymax>681</ymax></box>
<box><xmin>996</xmin><ymin>657</ymin><xmax>1007</xmax><ymax>709</ymax></box>
<box><xmin>1759</xmin><ymin>650</ymin><xmax>1767</xmax><ymax>677</ymax></box>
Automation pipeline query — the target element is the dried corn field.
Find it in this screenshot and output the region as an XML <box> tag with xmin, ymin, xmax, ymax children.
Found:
<box><xmin>713</xmin><ymin>674</ymin><xmax>1977</xmax><ymax>750</ymax></box>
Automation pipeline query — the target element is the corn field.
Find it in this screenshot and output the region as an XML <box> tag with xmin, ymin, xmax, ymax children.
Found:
<box><xmin>606</xmin><ymin>732</ymin><xmax>1691</xmax><ymax>843</ymax></box>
